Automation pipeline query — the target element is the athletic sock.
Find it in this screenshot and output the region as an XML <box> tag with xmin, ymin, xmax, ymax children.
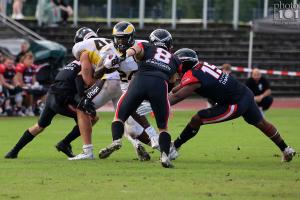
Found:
<box><xmin>259</xmin><ymin>122</ymin><xmax>288</xmax><ymax>152</ymax></box>
<box><xmin>159</xmin><ymin>132</ymin><xmax>171</xmax><ymax>155</ymax></box>
<box><xmin>269</xmin><ymin>131</ymin><xmax>287</xmax><ymax>151</ymax></box>
<box><xmin>174</xmin><ymin>124</ymin><xmax>199</xmax><ymax>149</ymax></box>
<box><xmin>83</xmin><ymin>144</ymin><xmax>93</xmax><ymax>155</ymax></box>
<box><xmin>137</xmin><ymin>132</ymin><xmax>151</xmax><ymax>145</ymax></box>
<box><xmin>112</xmin><ymin>121</ymin><xmax>124</xmax><ymax>141</ymax></box>
<box><xmin>12</xmin><ymin>130</ymin><xmax>35</xmax><ymax>153</ymax></box>
<box><xmin>61</xmin><ymin>125</ymin><xmax>80</xmax><ymax>144</ymax></box>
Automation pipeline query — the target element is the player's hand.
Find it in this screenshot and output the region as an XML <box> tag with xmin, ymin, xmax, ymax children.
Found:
<box><xmin>136</xmin><ymin>101</ymin><xmax>152</xmax><ymax>116</ymax></box>
<box><xmin>111</xmin><ymin>55</ymin><xmax>125</xmax><ymax>66</ymax></box>
<box><xmin>254</xmin><ymin>95</ymin><xmax>263</xmax><ymax>103</ymax></box>
<box><xmin>77</xmin><ymin>97</ymin><xmax>96</xmax><ymax>117</ymax></box>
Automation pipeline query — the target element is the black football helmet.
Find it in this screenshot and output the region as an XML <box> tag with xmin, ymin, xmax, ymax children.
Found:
<box><xmin>74</xmin><ymin>27</ymin><xmax>97</xmax><ymax>43</ymax></box>
<box><xmin>174</xmin><ymin>48</ymin><xmax>199</xmax><ymax>74</ymax></box>
<box><xmin>112</xmin><ymin>21</ymin><xmax>135</xmax><ymax>53</ymax></box>
<box><xmin>149</xmin><ymin>29</ymin><xmax>173</xmax><ymax>51</ymax></box>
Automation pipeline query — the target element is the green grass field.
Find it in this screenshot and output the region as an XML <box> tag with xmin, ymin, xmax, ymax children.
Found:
<box><xmin>0</xmin><ymin>109</ymin><xmax>299</xmax><ymax>200</ymax></box>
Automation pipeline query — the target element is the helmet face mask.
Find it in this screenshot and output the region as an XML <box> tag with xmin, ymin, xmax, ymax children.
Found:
<box><xmin>74</xmin><ymin>27</ymin><xmax>97</xmax><ymax>44</ymax></box>
<box><xmin>112</xmin><ymin>21</ymin><xmax>135</xmax><ymax>53</ymax></box>
<box><xmin>113</xmin><ymin>34</ymin><xmax>134</xmax><ymax>53</ymax></box>
<box><xmin>149</xmin><ymin>29</ymin><xmax>173</xmax><ymax>51</ymax></box>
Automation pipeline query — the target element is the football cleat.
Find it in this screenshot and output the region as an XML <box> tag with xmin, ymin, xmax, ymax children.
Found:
<box><xmin>169</xmin><ymin>142</ymin><xmax>179</xmax><ymax>160</ymax></box>
<box><xmin>135</xmin><ymin>144</ymin><xmax>151</xmax><ymax>161</ymax></box>
<box><xmin>4</xmin><ymin>150</ymin><xmax>18</xmax><ymax>159</ymax></box>
<box><xmin>282</xmin><ymin>146</ymin><xmax>296</xmax><ymax>162</ymax></box>
<box><xmin>150</xmin><ymin>135</ymin><xmax>159</xmax><ymax>149</ymax></box>
<box><xmin>55</xmin><ymin>141</ymin><xmax>75</xmax><ymax>158</ymax></box>
<box><xmin>160</xmin><ymin>152</ymin><xmax>174</xmax><ymax>168</ymax></box>
<box><xmin>68</xmin><ymin>152</ymin><xmax>94</xmax><ymax>160</ymax></box>
<box><xmin>99</xmin><ymin>139</ymin><xmax>122</xmax><ymax>159</ymax></box>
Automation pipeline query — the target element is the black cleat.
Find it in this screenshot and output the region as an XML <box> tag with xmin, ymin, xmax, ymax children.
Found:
<box><xmin>136</xmin><ymin>144</ymin><xmax>151</xmax><ymax>161</ymax></box>
<box><xmin>5</xmin><ymin>150</ymin><xmax>18</xmax><ymax>159</ymax></box>
<box><xmin>55</xmin><ymin>141</ymin><xmax>75</xmax><ymax>158</ymax></box>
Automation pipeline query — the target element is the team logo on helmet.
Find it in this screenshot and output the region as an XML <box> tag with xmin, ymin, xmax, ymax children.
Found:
<box><xmin>149</xmin><ymin>29</ymin><xmax>173</xmax><ymax>51</ymax></box>
<box><xmin>112</xmin><ymin>21</ymin><xmax>135</xmax><ymax>53</ymax></box>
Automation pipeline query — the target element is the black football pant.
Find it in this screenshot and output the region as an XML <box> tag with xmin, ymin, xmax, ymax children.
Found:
<box><xmin>115</xmin><ymin>75</ymin><xmax>170</xmax><ymax>129</ymax></box>
<box><xmin>38</xmin><ymin>93</ymin><xmax>77</xmax><ymax>128</ymax></box>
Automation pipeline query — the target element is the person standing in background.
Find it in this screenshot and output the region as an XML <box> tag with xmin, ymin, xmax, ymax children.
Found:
<box><xmin>12</xmin><ymin>0</ymin><xmax>24</xmax><ymax>20</ymax></box>
<box><xmin>0</xmin><ymin>0</ymin><xmax>8</xmax><ymax>16</ymax></box>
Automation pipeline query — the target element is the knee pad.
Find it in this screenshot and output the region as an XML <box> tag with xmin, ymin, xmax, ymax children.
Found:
<box><xmin>124</xmin><ymin>117</ymin><xmax>144</xmax><ymax>138</ymax></box>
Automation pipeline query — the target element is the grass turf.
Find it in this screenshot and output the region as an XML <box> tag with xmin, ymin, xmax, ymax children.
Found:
<box><xmin>0</xmin><ymin>109</ymin><xmax>299</xmax><ymax>200</ymax></box>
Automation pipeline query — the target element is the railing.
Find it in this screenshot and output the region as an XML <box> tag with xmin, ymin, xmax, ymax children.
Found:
<box><xmin>0</xmin><ymin>12</ymin><xmax>45</xmax><ymax>41</ymax></box>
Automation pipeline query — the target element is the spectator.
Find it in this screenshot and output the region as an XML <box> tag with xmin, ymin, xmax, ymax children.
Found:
<box><xmin>0</xmin><ymin>56</ymin><xmax>23</xmax><ymax>116</ymax></box>
<box><xmin>15</xmin><ymin>52</ymin><xmax>37</xmax><ymax>116</ymax></box>
<box><xmin>221</xmin><ymin>63</ymin><xmax>232</xmax><ymax>74</ymax></box>
<box><xmin>12</xmin><ymin>0</ymin><xmax>24</xmax><ymax>20</ymax></box>
<box><xmin>246</xmin><ymin>68</ymin><xmax>273</xmax><ymax>112</ymax></box>
<box><xmin>35</xmin><ymin>0</ymin><xmax>58</xmax><ymax>27</ymax></box>
<box><xmin>15</xmin><ymin>40</ymin><xmax>30</xmax><ymax>63</ymax></box>
<box><xmin>53</xmin><ymin>0</ymin><xmax>73</xmax><ymax>25</ymax></box>
<box><xmin>0</xmin><ymin>0</ymin><xmax>7</xmax><ymax>16</ymax></box>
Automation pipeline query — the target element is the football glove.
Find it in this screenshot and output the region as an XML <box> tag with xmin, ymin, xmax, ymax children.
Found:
<box><xmin>77</xmin><ymin>98</ymin><xmax>96</xmax><ymax>117</ymax></box>
<box><xmin>136</xmin><ymin>101</ymin><xmax>153</xmax><ymax>116</ymax></box>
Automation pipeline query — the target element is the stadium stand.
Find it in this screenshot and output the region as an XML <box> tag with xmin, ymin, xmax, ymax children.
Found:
<box><xmin>5</xmin><ymin>19</ymin><xmax>300</xmax><ymax>96</ymax></box>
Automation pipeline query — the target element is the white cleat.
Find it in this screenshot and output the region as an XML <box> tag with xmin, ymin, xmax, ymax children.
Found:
<box><xmin>68</xmin><ymin>153</ymin><xmax>94</xmax><ymax>160</ymax></box>
<box><xmin>169</xmin><ymin>142</ymin><xmax>179</xmax><ymax>160</ymax></box>
<box><xmin>282</xmin><ymin>146</ymin><xmax>296</xmax><ymax>162</ymax></box>
<box><xmin>99</xmin><ymin>139</ymin><xmax>122</xmax><ymax>159</ymax></box>
<box><xmin>160</xmin><ymin>152</ymin><xmax>174</xmax><ymax>168</ymax></box>
<box><xmin>150</xmin><ymin>136</ymin><xmax>159</xmax><ymax>149</ymax></box>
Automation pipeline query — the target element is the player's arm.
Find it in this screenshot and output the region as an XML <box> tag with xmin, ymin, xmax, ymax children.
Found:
<box><xmin>79</xmin><ymin>51</ymin><xmax>95</xmax><ymax>87</ymax></box>
<box><xmin>126</xmin><ymin>43</ymin><xmax>144</xmax><ymax>61</ymax></box>
<box><xmin>169</xmin><ymin>83</ymin><xmax>201</xmax><ymax>106</ymax></box>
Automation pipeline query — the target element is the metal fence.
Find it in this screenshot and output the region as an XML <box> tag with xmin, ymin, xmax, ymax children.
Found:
<box><xmin>1</xmin><ymin>0</ymin><xmax>298</xmax><ymax>29</ymax></box>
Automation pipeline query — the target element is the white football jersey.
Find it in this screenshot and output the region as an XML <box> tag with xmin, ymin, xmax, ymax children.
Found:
<box><xmin>72</xmin><ymin>37</ymin><xmax>120</xmax><ymax>80</ymax></box>
<box><xmin>100</xmin><ymin>39</ymin><xmax>148</xmax><ymax>83</ymax></box>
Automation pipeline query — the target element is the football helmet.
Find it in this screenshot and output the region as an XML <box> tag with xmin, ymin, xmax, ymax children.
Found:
<box><xmin>74</xmin><ymin>27</ymin><xmax>97</xmax><ymax>43</ymax></box>
<box><xmin>112</xmin><ymin>21</ymin><xmax>135</xmax><ymax>53</ymax></box>
<box><xmin>149</xmin><ymin>29</ymin><xmax>173</xmax><ymax>51</ymax></box>
<box><xmin>174</xmin><ymin>48</ymin><xmax>199</xmax><ymax>74</ymax></box>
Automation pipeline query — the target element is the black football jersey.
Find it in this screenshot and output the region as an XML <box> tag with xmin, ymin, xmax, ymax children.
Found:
<box><xmin>136</xmin><ymin>42</ymin><xmax>180</xmax><ymax>81</ymax></box>
<box><xmin>49</xmin><ymin>60</ymin><xmax>81</xmax><ymax>95</ymax></box>
<box><xmin>180</xmin><ymin>62</ymin><xmax>247</xmax><ymax>105</ymax></box>
<box><xmin>4</xmin><ymin>68</ymin><xmax>16</xmax><ymax>84</ymax></box>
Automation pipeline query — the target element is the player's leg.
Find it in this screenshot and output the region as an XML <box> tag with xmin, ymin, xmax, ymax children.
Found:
<box><xmin>131</xmin><ymin>111</ymin><xmax>159</xmax><ymax>149</ymax></box>
<box><xmin>146</xmin><ymin>79</ymin><xmax>173</xmax><ymax>168</ymax></box>
<box><xmin>4</xmin><ymin>94</ymin><xmax>56</xmax><ymax>158</ymax></box>
<box><xmin>243</xmin><ymin>96</ymin><xmax>295</xmax><ymax>162</ymax></box>
<box><xmin>124</xmin><ymin>116</ymin><xmax>151</xmax><ymax>161</ymax></box>
<box><xmin>172</xmin><ymin>104</ymin><xmax>239</xmax><ymax>160</ymax></box>
<box><xmin>99</xmin><ymin>78</ymin><xmax>145</xmax><ymax>159</ymax></box>
<box><xmin>118</xmin><ymin>82</ymin><xmax>153</xmax><ymax>160</ymax></box>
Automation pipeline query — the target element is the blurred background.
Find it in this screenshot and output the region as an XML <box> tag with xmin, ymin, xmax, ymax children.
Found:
<box><xmin>0</xmin><ymin>0</ymin><xmax>299</xmax><ymax>116</ymax></box>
